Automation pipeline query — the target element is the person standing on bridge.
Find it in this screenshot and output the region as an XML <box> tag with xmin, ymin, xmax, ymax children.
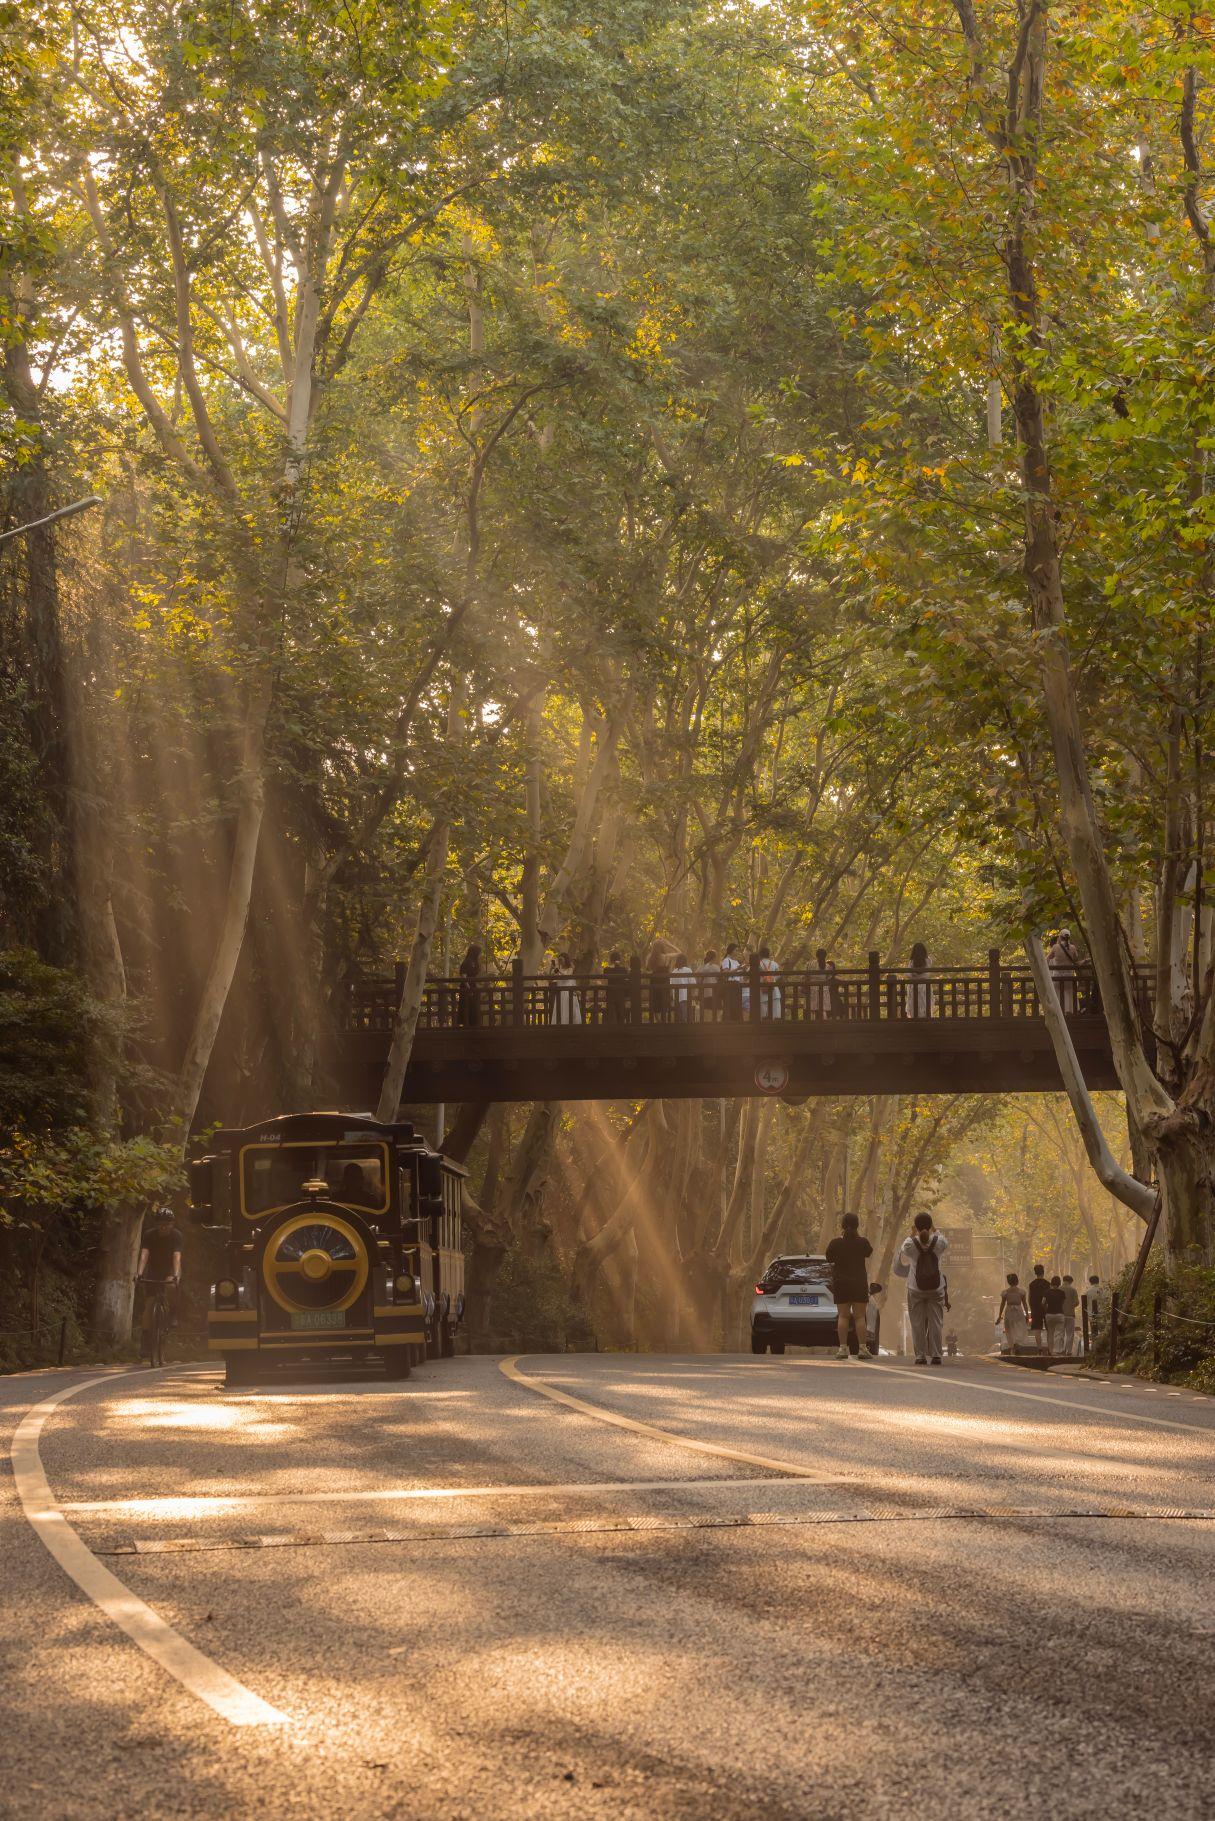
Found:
<box><xmin>699</xmin><ymin>949</ymin><xmax>721</xmax><ymax>1019</ymax></box>
<box><xmin>758</xmin><ymin>944</ymin><xmax>782</xmax><ymax>1019</ymax></box>
<box><xmin>671</xmin><ymin>953</ymin><xmax>695</xmax><ymax>1022</ymax></box>
<box><xmin>721</xmin><ymin>942</ymin><xmax>744</xmax><ymax>1021</ymax></box>
<box><xmin>825</xmin><ymin>1212</ymin><xmax>873</xmax><ymax>1361</ymax></box>
<box><xmin>549</xmin><ymin>954</ymin><xmax>582</xmax><ymax>1025</ymax></box>
<box><xmin>904</xmin><ymin>942</ymin><xmax>934</xmax><ymax>1019</ymax></box>
<box><xmin>808</xmin><ymin>947</ymin><xmax>832</xmax><ymax>1019</ymax></box>
<box><xmin>1047</xmin><ymin>927</ymin><xmax>1082</xmax><ymax>1013</ymax></box>
<box><xmin>896</xmin><ymin>1211</ymin><xmax>949</xmax><ymax>1365</ymax></box>
<box><xmin>457</xmin><ymin>944</ymin><xmax>482</xmax><ymax>1027</ymax></box>
<box><xmin>603</xmin><ymin>951</ymin><xmax>628</xmax><ymax>1024</ymax></box>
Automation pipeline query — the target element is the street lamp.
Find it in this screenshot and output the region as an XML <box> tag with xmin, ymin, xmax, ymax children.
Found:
<box><xmin>0</xmin><ymin>494</ymin><xmax>102</xmax><ymax>546</ymax></box>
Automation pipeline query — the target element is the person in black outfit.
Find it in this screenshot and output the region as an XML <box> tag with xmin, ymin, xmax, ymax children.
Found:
<box><xmin>457</xmin><ymin>944</ymin><xmax>482</xmax><ymax>1027</ymax></box>
<box><xmin>825</xmin><ymin>1212</ymin><xmax>874</xmax><ymax>1361</ymax></box>
<box><xmin>650</xmin><ymin>956</ymin><xmax>671</xmax><ymax>1022</ymax></box>
<box><xmin>1026</xmin><ymin>1262</ymin><xmax>1050</xmax><ymax>1352</ymax></box>
<box><xmin>603</xmin><ymin>951</ymin><xmax>628</xmax><ymax>1024</ymax></box>
<box><xmin>137</xmin><ymin>1207</ymin><xmax>183</xmax><ymax>1361</ymax></box>
<box><xmin>1043</xmin><ymin>1273</ymin><xmax>1068</xmax><ymax>1355</ymax></box>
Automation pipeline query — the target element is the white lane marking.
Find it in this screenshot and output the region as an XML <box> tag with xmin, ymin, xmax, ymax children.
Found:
<box><xmin>11</xmin><ymin>1372</ymin><xmax>288</xmax><ymax>1727</ymax></box>
<box><xmin>826</xmin><ymin>1360</ymin><xmax>1215</xmax><ymax>1441</ymax></box>
<box><xmin>64</xmin><ymin>1473</ymin><xmax>797</xmax><ymax>1517</ymax></box>
<box><xmin>500</xmin><ymin>1356</ymin><xmax>843</xmax><ymax>1481</ymax></box>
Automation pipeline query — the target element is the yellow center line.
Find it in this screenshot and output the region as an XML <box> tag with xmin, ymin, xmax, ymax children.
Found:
<box><xmin>499</xmin><ymin>1356</ymin><xmax>845</xmax><ymax>1482</ymax></box>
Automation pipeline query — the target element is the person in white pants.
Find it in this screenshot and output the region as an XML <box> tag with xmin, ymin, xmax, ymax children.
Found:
<box><xmin>896</xmin><ymin>1213</ymin><xmax>949</xmax><ymax>1365</ymax></box>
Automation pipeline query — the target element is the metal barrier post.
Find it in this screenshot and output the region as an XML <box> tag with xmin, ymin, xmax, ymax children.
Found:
<box><xmin>1081</xmin><ymin>1296</ymin><xmax>1090</xmax><ymax>1359</ymax></box>
<box><xmin>1152</xmin><ymin>1292</ymin><xmax>1162</xmax><ymax>1368</ymax></box>
<box><xmin>58</xmin><ymin>1316</ymin><xmax>67</xmax><ymax>1365</ymax></box>
<box><xmin>1108</xmin><ymin>1290</ymin><xmax>1120</xmax><ymax>1369</ymax></box>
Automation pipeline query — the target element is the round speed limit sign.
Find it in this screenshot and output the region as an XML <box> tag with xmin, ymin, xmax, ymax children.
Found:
<box><xmin>754</xmin><ymin>1060</ymin><xmax>790</xmax><ymax>1094</ymax></box>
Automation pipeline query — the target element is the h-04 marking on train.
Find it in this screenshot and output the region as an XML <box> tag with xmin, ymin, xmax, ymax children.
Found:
<box><xmin>190</xmin><ymin>1111</ymin><xmax>466</xmax><ymax>1387</ymax></box>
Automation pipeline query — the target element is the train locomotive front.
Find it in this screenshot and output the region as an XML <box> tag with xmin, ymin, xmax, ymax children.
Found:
<box><xmin>191</xmin><ymin>1112</ymin><xmax>466</xmax><ymax>1387</ymax></box>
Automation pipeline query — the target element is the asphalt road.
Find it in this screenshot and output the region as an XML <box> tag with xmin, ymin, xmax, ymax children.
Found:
<box><xmin>3</xmin><ymin>1351</ymin><xmax>1214</xmax><ymax>1821</ymax></box>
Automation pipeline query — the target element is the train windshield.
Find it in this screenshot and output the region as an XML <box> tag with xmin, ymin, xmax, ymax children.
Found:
<box><xmin>240</xmin><ymin>1143</ymin><xmax>389</xmax><ymax>1218</ymax></box>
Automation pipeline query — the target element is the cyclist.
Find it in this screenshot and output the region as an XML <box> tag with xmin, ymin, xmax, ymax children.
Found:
<box><xmin>137</xmin><ymin>1206</ymin><xmax>182</xmax><ymax>1362</ymax></box>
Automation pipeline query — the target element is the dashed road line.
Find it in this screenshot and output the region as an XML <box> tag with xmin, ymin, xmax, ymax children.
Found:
<box><xmin>11</xmin><ymin>1372</ymin><xmax>288</xmax><ymax>1728</ymax></box>
<box><xmin>96</xmin><ymin>1504</ymin><xmax>1215</xmax><ymax>1557</ymax></box>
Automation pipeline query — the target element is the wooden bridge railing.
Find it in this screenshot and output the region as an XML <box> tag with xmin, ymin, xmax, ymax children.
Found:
<box><xmin>344</xmin><ymin>951</ymin><xmax>1154</xmax><ymax>1036</ymax></box>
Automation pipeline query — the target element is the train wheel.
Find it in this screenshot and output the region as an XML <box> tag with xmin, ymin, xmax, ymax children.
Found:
<box><xmin>440</xmin><ymin>1319</ymin><xmax>455</xmax><ymax>1359</ymax></box>
<box><xmin>224</xmin><ymin>1354</ymin><xmax>257</xmax><ymax>1388</ymax></box>
<box><xmin>382</xmin><ymin>1346</ymin><xmax>412</xmax><ymax>1380</ymax></box>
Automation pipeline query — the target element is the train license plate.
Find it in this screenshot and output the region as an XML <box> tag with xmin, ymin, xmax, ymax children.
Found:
<box><xmin>788</xmin><ymin>1295</ymin><xmax>821</xmax><ymax>1305</ymax></box>
<box><xmin>290</xmin><ymin>1310</ymin><xmax>346</xmax><ymax>1330</ymax></box>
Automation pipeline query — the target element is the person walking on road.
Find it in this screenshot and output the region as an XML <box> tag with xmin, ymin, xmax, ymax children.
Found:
<box><xmin>1027</xmin><ymin>1262</ymin><xmax>1050</xmax><ymax>1351</ymax></box>
<box><xmin>137</xmin><ymin>1206</ymin><xmax>182</xmax><ymax>1363</ymax></box>
<box><xmin>1082</xmin><ymin>1274</ymin><xmax>1104</xmax><ymax>1352</ymax></box>
<box><xmin>1043</xmin><ymin>1274</ymin><xmax>1068</xmax><ymax>1355</ymax></box>
<box><xmin>998</xmin><ymin>1272</ymin><xmax>1030</xmax><ymax>1353</ymax></box>
<box><xmin>1061</xmin><ymin>1274</ymin><xmax>1080</xmax><ymax>1355</ymax></box>
<box><xmin>825</xmin><ymin>1212</ymin><xmax>874</xmax><ymax>1361</ymax></box>
<box><xmin>896</xmin><ymin>1211</ymin><xmax>949</xmax><ymax>1365</ymax></box>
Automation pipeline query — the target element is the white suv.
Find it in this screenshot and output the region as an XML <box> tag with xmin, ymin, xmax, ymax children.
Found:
<box><xmin>750</xmin><ymin>1255</ymin><xmax>881</xmax><ymax>1356</ymax></box>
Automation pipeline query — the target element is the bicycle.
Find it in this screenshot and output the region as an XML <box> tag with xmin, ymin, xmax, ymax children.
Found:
<box><xmin>139</xmin><ymin>1277</ymin><xmax>175</xmax><ymax>1367</ymax></box>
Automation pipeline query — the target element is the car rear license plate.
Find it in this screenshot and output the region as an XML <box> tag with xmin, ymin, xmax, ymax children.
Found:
<box><xmin>789</xmin><ymin>1294</ymin><xmax>821</xmax><ymax>1305</ymax></box>
<box><xmin>290</xmin><ymin>1310</ymin><xmax>346</xmax><ymax>1330</ymax></box>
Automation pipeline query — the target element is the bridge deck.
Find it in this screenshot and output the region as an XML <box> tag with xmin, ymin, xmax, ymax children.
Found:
<box><xmin>336</xmin><ymin>954</ymin><xmax>1146</xmax><ymax>1104</ymax></box>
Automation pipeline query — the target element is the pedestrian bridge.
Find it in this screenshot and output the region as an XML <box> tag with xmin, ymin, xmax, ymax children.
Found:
<box><xmin>337</xmin><ymin>952</ymin><xmax>1149</xmax><ymax>1104</ymax></box>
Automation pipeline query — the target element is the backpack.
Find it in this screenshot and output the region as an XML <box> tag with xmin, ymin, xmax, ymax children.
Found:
<box><xmin>914</xmin><ymin>1242</ymin><xmax>941</xmax><ymax>1292</ymax></box>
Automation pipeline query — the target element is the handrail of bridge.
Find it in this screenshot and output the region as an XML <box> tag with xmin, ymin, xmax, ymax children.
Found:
<box><xmin>344</xmin><ymin>952</ymin><xmax>1154</xmax><ymax>1036</ymax></box>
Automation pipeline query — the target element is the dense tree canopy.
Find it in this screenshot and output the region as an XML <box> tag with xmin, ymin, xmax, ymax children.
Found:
<box><xmin>3</xmin><ymin>0</ymin><xmax>1211</xmax><ymax>1361</ymax></box>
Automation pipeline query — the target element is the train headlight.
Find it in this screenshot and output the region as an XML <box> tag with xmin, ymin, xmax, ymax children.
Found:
<box><xmin>216</xmin><ymin>1278</ymin><xmax>238</xmax><ymax>1306</ymax></box>
<box><xmin>394</xmin><ymin>1274</ymin><xmax>413</xmax><ymax>1298</ymax></box>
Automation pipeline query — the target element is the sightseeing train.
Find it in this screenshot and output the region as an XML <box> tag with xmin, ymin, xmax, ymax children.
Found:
<box><xmin>190</xmin><ymin>1111</ymin><xmax>466</xmax><ymax>1387</ymax></box>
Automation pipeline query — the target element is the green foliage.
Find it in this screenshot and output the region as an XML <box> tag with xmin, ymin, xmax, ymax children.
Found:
<box><xmin>0</xmin><ymin>949</ymin><xmax>96</xmax><ymax>1138</ymax></box>
<box><xmin>485</xmin><ymin>1242</ymin><xmax>580</xmax><ymax>1351</ymax></box>
<box><xmin>1100</xmin><ymin>1258</ymin><xmax>1215</xmax><ymax>1390</ymax></box>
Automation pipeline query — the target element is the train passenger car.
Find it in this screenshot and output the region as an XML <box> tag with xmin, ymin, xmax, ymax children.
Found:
<box><xmin>190</xmin><ymin>1111</ymin><xmax>466</xmax><ymax>1387</ymax></box>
